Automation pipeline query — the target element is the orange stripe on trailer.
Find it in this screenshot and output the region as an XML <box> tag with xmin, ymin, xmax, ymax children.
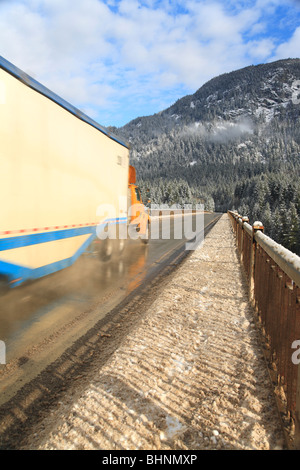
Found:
<box><xmin>9</xmin><ymin>278</ymin><xmax>22</xmax><ymax>284</ymax></box>
<box><xmin>0</xmin><ymin>222</ymin><xmax>99</xmax><ymax>236</ymax></box>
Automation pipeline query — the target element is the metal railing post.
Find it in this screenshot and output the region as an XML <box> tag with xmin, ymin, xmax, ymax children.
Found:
<box><xmin>296</xmin><ymin>364</ymin><xmax>300</xmax><ymax>448</ymax></box>
<box><xmin>249</xmin><ymin>221</ymin><xmax>264</xmax><ymax>305</ymax></box>
<box><xmin>240</xmin><ymin>216</ymin><xmax>249</xmax><ymax>265</ymax></box>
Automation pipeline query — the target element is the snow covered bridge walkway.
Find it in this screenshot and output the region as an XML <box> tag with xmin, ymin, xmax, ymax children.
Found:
<box><xmin>25</xmin><ymin>214</ymin><xmax>286</xmax><ymax>450</ymax></box>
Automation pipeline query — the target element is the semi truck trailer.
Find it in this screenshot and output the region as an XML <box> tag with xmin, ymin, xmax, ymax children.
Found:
<box><xmin>0</xmin><ymin>56</ymin><xmax>149</xmax><ymax>289</ymax></box>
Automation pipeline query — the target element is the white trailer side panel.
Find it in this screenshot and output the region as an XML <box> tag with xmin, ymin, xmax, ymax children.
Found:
<box><xmin>0</xmin><ymin>58</ymin><xmax>129</xmax><ymax>286</ymax></box>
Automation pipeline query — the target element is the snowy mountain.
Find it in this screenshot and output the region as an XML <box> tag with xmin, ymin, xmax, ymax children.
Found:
<box><xmin>112</xmin><ymin>59</ymin><xmax>300</xmax><ymax>253</ymax></box>
<box><xmin>116</xmin><ymin>58</ymin><xmax>300</xmax><ymax>149</ymax></box>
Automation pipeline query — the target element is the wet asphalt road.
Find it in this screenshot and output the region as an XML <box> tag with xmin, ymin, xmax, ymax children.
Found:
<box><xmin>0</xmin><ymin>212</ymin><xmax>221</xmax><ymax>404</ymax></box>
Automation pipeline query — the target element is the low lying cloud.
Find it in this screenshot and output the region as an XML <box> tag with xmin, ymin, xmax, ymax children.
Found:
<box><xmin>183</xmin><ymin>117</ymin><xmax>254</xmax><ymax>143</ymax></box>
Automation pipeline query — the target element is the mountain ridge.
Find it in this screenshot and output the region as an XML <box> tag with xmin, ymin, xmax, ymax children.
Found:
<box><xmin>113</xmin><ymin>58</ymin><xmax>300</xmax><ymax>139</ymax></box>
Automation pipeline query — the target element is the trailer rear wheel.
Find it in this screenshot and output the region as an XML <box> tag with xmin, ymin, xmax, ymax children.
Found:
<box><xmin>141</xmin><ymin>220</ymin><xmax>150</xmax><ymax>244</ymax></box>
<box><xmin>100</xmin><ymin>238</ymin><xmax>113</xmax><ymax>261</ymax></box>
<box><xmin>118</xmin><ymin>238</ymin><xmax>126</xmax><ymax>255</ymax></box>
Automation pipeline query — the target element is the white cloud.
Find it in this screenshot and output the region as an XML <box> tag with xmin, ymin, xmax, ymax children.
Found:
<box><xmin>247</xmin><ymin>38</ymin><xmax>275</xmax><ymax>59</ymax></box>
<box><xmin>273</xmin><ymin>26</ymin><xmax>300</xmax><ymax>59</ymax></box>
<box><xmin>186</xmin><ymin>1</ymin><xmax>246</xmax><ymax>41</ymax></box>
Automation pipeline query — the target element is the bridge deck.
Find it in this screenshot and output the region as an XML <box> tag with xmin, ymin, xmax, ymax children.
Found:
<box><xmin>24</xmin><ymin>214</ymin><xmax>285</xmax><ymax>450</ymax></box>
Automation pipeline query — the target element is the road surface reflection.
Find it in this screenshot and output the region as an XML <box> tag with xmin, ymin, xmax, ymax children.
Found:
<box><xmin>0</xmin><ymin>213</ymin><xmax>219</xmax><ymax>364</ymax></box>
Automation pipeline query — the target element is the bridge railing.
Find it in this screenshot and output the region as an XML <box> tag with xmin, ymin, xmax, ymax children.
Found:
<box><xmin>228</xmin><ymin>210</ymin><xmax>300</xmax><ymax>447</ymax></box>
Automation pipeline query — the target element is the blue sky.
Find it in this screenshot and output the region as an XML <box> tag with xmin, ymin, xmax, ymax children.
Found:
<box><xmin>0</xmin><ymin>0</ymin><xmax>299</xmax><ymax>127</ymax></box>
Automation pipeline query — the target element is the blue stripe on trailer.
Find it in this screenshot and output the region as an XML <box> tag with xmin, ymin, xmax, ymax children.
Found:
<box><xmin>0</xmin><ymin>232</ymin><xmax>95</xmax><ymax>286</ymax></box>
<box><xmin>0</xmin><ymin>226</ymin><xmax>96</xmax><ymax>251</ymax></box>
<box><xmin>0</xmin><ymin>217</ymin><xmax>128</xmax><ymax>287</ymax></box>
<box><xmin>0</xmin><ymin>218</ymin><xmax>128</xmax><ymax>251</ymax></box>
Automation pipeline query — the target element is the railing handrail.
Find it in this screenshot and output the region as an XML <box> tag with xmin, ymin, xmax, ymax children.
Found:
<box><xmin>228</xmin><ymin>210</ymin><xmax>300</xmax><ymax>287</ymax></box>
<box><xmin>255</xmin><ymin>230</ymin><xmax>300</xmax><ymax>288</ymax></box>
